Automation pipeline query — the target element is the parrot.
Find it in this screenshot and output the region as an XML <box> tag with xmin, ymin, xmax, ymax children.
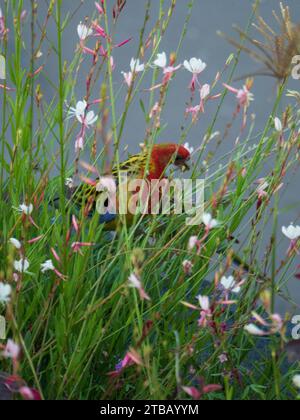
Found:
<box><xmin>60</xmin><ymin>143</ymin><xmax>191</xmax><ymax>230</ymax></box>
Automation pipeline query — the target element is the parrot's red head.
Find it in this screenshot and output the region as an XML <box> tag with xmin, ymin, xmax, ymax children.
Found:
<box><xmin>149</xmin><ymin>143</ymin><xmax>191</xmax><ymax>179</ymax></box>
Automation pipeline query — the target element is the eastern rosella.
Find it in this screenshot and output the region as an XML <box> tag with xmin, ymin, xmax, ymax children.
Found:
<box><xmin>68</xmin><ymin>143</ymin><xmax>191</xmax><ymax>229</ymax></box>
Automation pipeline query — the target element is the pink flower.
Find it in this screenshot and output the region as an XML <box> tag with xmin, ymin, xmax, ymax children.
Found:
<box><xmin>109</xmin><ymin>349</ymin><xmax>143</xmax><ymax>377</ymax></box>
<box><xmin>128</xmin><ymin>273</ymin><xmax>151</xmax><ymax>301</ymax></box>
<box><xmin>95</xmin><ymin>1</ymin><xmax>105</xmax><ymax>15</ymax></box>
<box><xmin>151</xmin><ymin>52</ymin><xmax>181</xmax><ymax>86</ymax></box>
<box><xmin>92</xmin><ymin>22</ymin><xmax>109</xmax><ymax>39</ymax></box>
<box><xmin>186</xmin><ymin>104</ymin><xmax>201</xmax><ymax>122</ymax></box>
<box><xmin>2</xmin><ymin>339</ymin><xmax>20</xmax><ymax>360</ymax></box>
<box><xmin>197</xmin><ymin>295</ymin><xmax>212</xmax><ymax>328</ymax></box>
<box><xmin>149</xmin><ymin>102</ymin><xmax>160</xmax><ymax>119</ymax></box>
<box><xmin>19</xmin><ymin>386</ymin><xmax>42</xmax><ymax>401</ymax></box>
<box><xmin>188</xmin><ymin>236</ymin><xmax>200</xmax><ymax>251</ymax></box>
<box><xmin>71</xmin><ymin>242</ymin><xmax>95</xmax><ymax>254</ymax></box>
<box><xmin>75</xmin><ymin>136</ymin><xmax>84</xmax><ymax>152</ymax></box>
<box><xmin>186</xmin><ymin>85</ymin><xmax>221</xmax><ymax>120</ymax></box>
<box><xmin>224</xmin><ymin>83</ymin><xmax>254</xmax><ymax>108</ymax></box>
<box><xmin>122</xmin><ymin>58</ymin><xmax>145</xmax><ymax>87</ymax></box>
<box><xmin>223</xmin><ymin>79</ymin><xmax>254</xmax><ymax>130</ymax></box>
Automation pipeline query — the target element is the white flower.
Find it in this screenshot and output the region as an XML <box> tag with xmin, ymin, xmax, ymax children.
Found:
<box><xmin>202</xmin><ymin>213</ymin><xmax>219</xmax><ymax>229</ymax></box>
<box><xmin>0</xmin><ymin>54</ymin><xmax>6</xmax><ymax>80</ymax></box>
<box><xmin>41</xmin><ymin>260</ymin><xmax>55</xmax><ymax>274</ymax></box>
<box><xmin>274</xmin><ymin>117</ymin><xmax>282</xmax><ymax>132</ymax></box>
<box><xmin>65</xmin><ymin>178</ymin><xmax>74</xmax><ymax>189</ymax></box>
<box><xmin>200</xmin><ymin>84</ymin><xmax>210</xmax><ymax>99</ymax></box>
<box><xmin>282</xmin><ymin>224</ymin><xmax>300</xmax><ymax>241</ymax></box>
<box><xmin>220</xmin><ymin>276</ymin><xmax>241</xmax><ymax>294</ymax></box>
<box><xmin>16</xmin><ymin>203</ymin><xmax>33</xmax><ymax>215</ymax></box>
<box><xmin>183</xmin><ymin>58</ymin><xmax>207</xmax><ymax>74</ymax></box>
<box><xmin>130</xmin><ymin>58</ymin><xmax>145</xmax><ymax>73</ymax></box>
<box><xmin>121</xmin><ymin>71</ymin><xmax>133</xmax><ymax>87</ymax></box>
<box><xmin>9</xmin><ymin>238</ymin><xmax>22</xmax><ymax>250</ymax></box>
<box><xmin>0</xmin><ymin>282</ymin><xmax>12</xmax><ymax>304</ymax></box>
<box><xmin>128</xmin><ymin>273</ymin><xmax>141</xmax><ymax>289</ymax></box>
<box><xmin>128</xmin><ymin>273</ymin><xmax>150</xmax><ymax>301</ymax></box>
<box><xmin>153</xmin><ymin>52</ymin><xmax>167</xmax><ymax>68</ymax></box>
<box><xmin>293</xmin><ymin>375</ymin><xmax>300</xmax><ymax>389</ymax></box>
<box><xmin>184</xmin><ymin>143</ymin><xmax>194</xmax><ymax>155</ymax></box>
<box><xmin>84</xmin><ymin>110</ymin><xmax>98</xmax><ymax>127</ymax></box>
<box><xmin>14</xmin><ymin>258</ymin><xmax>30</xmax><ymax>273</ymax></box>
<box><xmin>197</xmin><ymin>295</ymin><xmax>210</xmax><ymax>311</ymax></box>
<box><xmin>77</xmin><ymin>22</ymin><xmax>93</xmax><ymax>40</ymax></box>
<box><xmin>188</xmin><ymin>236</ymin><xmax>198</xmax><ymax>251</ymax></box>
<box><xmin>244</xmin><ymin>324</ymin><xmax>265</xmax><ymax>336</ymax></box>
<box><xmin>67</xmin><ymin>100</ymin><xmax>87</xmax><ymax>123</ymax></box>
<box><xmin>2</xmin><ymin>339</ymin><xmax>20</xmax><ymax>360</ymax></box>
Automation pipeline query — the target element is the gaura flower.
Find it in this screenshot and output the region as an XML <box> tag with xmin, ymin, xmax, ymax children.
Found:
<box><xmin>0</xmin><ymin>282</ymin><xmax>12</xmax><ymax>304</ymax></box>
<box><xmin>223</xmin><ymin>79</ymin><xmax>254</xmax><ymax>130</ymax></box>
<box><xmin>122</xmin><ymin>58</ymin><xmax>145</xmax><ymax>87</ymax></box>
<box><xmin>67</xmin><ymin>100</ymin><xmax>87</xmax><ymax>122</ymax></box>
<box><xmin>14</xmin><ymin>258</ymin><xmax>30</xmax><ymax>273</ymax></box>
<box><xmin>282</xmin><ymin>224</ymin><xmax>300</xmax><ymax>241</ymax></box>
<box><xmin>9</xmin><ymin>238</ymin><xmax>22</xmax><ymax>250</ymax></box>
<box><xmin>202</xmin><ymin>213</ymin><xmax>219</xmax><ymax>230</ymax></box>
<box><xmin>40</xmin><ymin>260</ymin><xmax>55</xmax><ymax>274</ymax></box>
<box><xmin>130</xmin><ymin>58</ymin><xmax>145</xmax><ymax>73</ymax></box>
<box><xmin>81</xmin><ymin>110</ymin><xmax>98</xmax><ymax>128</ymax></box>
<box><xmin>197</xmin><ymin>295</ymin><xmax>212</xmax><ymax>328</ymax></box>
<box><xmin>186</xmin><ymin>84</ymin><xmax>221</xmax><ymax>120</ymax></box>
<box><xmin>220</xmin><ymin>276</ymin><xmax>241</xmax><ymax>294</ymax></box>
<box><xmin>188</xmin><ymin>236</ymin><xmax>199</xmax><ymax>251</ymax></box>
<box><xmin>183</xmin><ymin>57</ymin><xmax>207</xmax><ymax>91</ymax></box>
<box><xmin>184</xmin><ymin>57</ymin><xmax>207</xmax><ymax>74</ymax></box>
<box><xmin>128</xmin><ymin>273</ymin><xmax>151</xmax><ymax>301</ymax></box>
<box><xmin>151</xmin><ymin>52</ymin><xmax>181</xmax><ymax>86</ymax></box>
<box><xmin>77</xmin><ymin>22</ymin><xmax>93</xmax><ymax>41</ymax></box>
<box><xmin>2</xmin><ymin>339</ymin><xmax>20</xmax><ymax>360</ymax></box>
<box><xmin>15</xmin><ymin>203</ymin><xmax>33</xmax><ymax>215</ymax></box>
<box><xmin>282</xmin><ymin>224</ymin><xmax>300</xmax><ymax>255</ymax></box>
<box><xmin>153</xmin><ymin>52</ymin><xmax>167</xmax><ymax>68</ymax></box>
<box><xmin>224</xmin><ymin>83</ymin><xmax>254</xmax><ymax>108</ymax></box>
<box><xmin>198</xmin><ymin>295</ymin><xmax>210</xmax><ymax>311</ymax></box>
<box><xmin>67</xmin><ymin>100</ymin><xmax>98</xmax><ymax>128</ymax></box>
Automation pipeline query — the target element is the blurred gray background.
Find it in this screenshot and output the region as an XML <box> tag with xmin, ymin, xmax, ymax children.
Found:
<box><xmin>7</xmin><ymin>0</ymin><xmax>300</xmax><ymax>312</ymax></box>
